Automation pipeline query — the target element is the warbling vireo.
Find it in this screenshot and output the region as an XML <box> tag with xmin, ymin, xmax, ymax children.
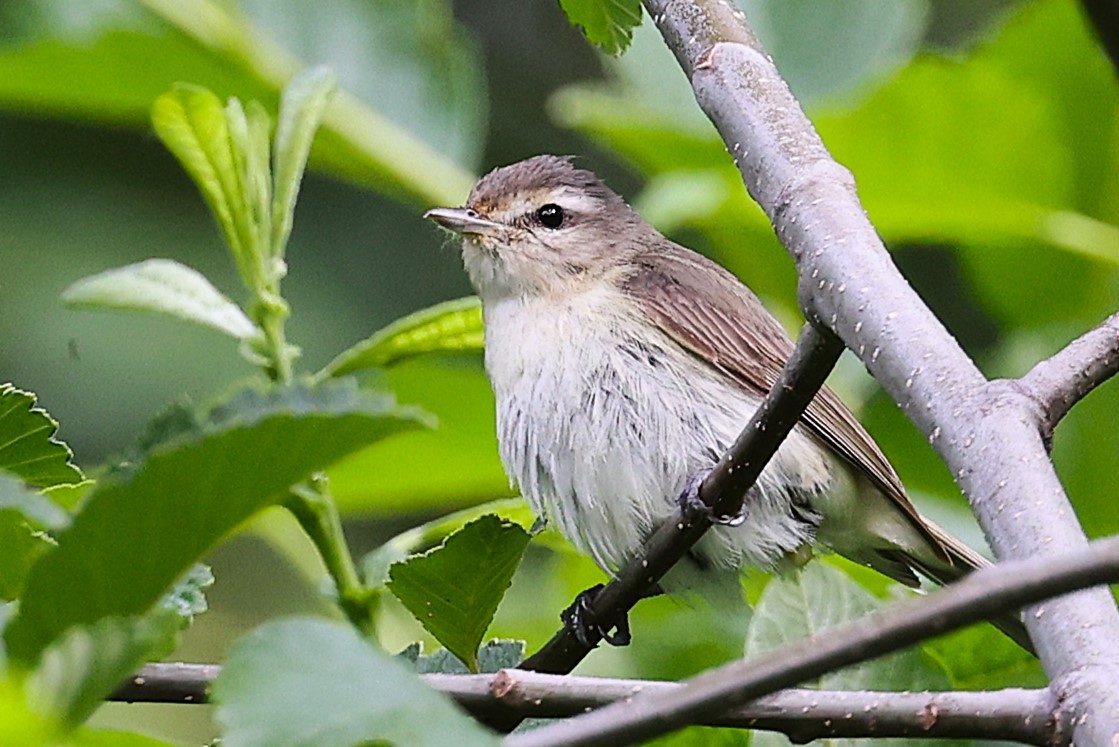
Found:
<box><xmin>426</xmin><ymin>155</ymin><xmax>1028</xmax><ymax>647</ymax></box>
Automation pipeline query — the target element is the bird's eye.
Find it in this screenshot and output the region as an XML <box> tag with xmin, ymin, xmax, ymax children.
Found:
<box><xmin>535</xmin><ymin>203</ymin><xmax>565</xmax><ymax>229</ymax></box>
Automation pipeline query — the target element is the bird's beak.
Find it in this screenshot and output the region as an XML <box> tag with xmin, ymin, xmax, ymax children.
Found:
<box><xmin>423</xmin><ymin>207</ymin><xmax>503</xmax><ymax>237</ymax></box>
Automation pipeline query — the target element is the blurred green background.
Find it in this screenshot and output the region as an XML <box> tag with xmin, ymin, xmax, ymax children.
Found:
<box><xmin>1</xmin><ymin>0</ymin><xmax>1117</xmax><ymax>743</ymax></box>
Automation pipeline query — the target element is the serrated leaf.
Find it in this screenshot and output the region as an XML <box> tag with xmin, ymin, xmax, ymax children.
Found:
<box><xmin>214</xmin><ymin>618</ymin><xmax>498</xmax><ymax>747</ymax></box>
<box><xmin>160</xmin><ymin>563</ymin><xmax>214</xmax><ymax>622</ymax></box>
<box><xmin>360</xmin><ymin>497</ymin><xmax>534</xmax><ymax>588</ymax></box>
<box><xmin>0</xmin><ymin>472</ymin><xmax>70</xmax><ymax>532</ymax></box>
<box><xmin>0</xmin><ymin>383</ymin><xmax>83</xmax><ymax>489</ymax></box>
<box><xmin>4</xmin><ymin>381</ymin><xmax>429</xmax><ymax>665</ymax></box>
<box><xmin>27</xmin><ymin>610</ymin><xmax>183</xmax><ymax>729</ymax></box>
<box><xmin>323</xmin><ymin>296</ymin><xmax>483</xmax><ymax>377</ymax></box>
<box><xmin>151</xmin><ymin>83</ymin><xmax>256</xmax><ymax>275</ymax></box>
<box><xmin>272</xmin><ymin>66</ymin><xmax>336</xmax><ymax>258</ymax></box>
<box><xmin>558</xmin><ymin>0</ymin><xmax>643</xmax><ymax>55</ymax></box>
<box><xmin>745</xmin><ymin>563</ymin><xmax>950</xmax><ymax>747</ymax></box>
<box><xmin>476</xmin><ymin>639</ymin><xmax>524</xmax><ymax>673</ymax></box>
<box><xmin>62</xmin><ymin>259</ymin><xmax>258</xmax><ymax>340</ymax></box>
<box><xmin>388</xmin><ymin>515</ymin><xmax>530</xmax><ymax>672</ymax></box>
<box><xmin>42</xmin><ymin>481</ymin><xmax>94</xmax><ymax>513</ymax></box>
<box><xmin>408</xmin><ymin>640</ymin><xmax>526</xmax><ymax>675</ymax></box>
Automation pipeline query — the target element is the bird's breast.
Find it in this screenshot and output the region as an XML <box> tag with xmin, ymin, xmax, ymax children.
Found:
<box><xmin>481</xmin><ymin>289</ymin><xmax>733</xmax><ymax>567</ymax></box>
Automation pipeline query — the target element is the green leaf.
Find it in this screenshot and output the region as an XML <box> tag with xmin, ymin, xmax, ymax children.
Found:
<box><xmin>27</xmin><ymin>610</ymin><xmax>183</xmax><ymax>729</ymax></box>
<box><xmin>388</xmin><ymin>515</ymin><xmax>530</xmax><ymax>672</ymax></box>
<box><xmin>476</xmin><ymin>638</ymin><xmax>525</xmax><ymax>672</ymax></box>
<box><xmin>0</xmin><ymin>518</ymin><xmax>52</xmax><ymax>602</ymax></box>
<box><xmin>360</xmin><ymin>497</ymin><xmax>535</xmax><ymax>588</ymax></box>
<box><xmin>41</xmin><ymin>482</ymin><xmax>93</xmax><ymax>513</ymax></box>
<box><xmin>403</xmin><ymin>639</ymin><xmax>525</xmax><ymax>675</ymax></box>
<box><xmin>323</xmin><ymin>296</ymin><xmax>484</xmax><ymax>377</ymax></box>
<box><xmin>0</xmin><ymin>383</ymin><xmax>83</xmax><ymax>489</ymax></box>
<box><xmin>744</xmin><ymin>564</ymin><xmax>950</xmax><ymax>747</ymax></box>
<box><xmin>272</xmin><ymin>66</ymin><xmax>336</xmax><ymax>258</ymax></box>
<box><xmin>4</xmin><ymin>381</ymin><xmax>429</xmax><ymax>665</ymax></box>
<box><xmin>241</xmin><ymin>0</ymin><xmax>487</xmax><ymax>170</ymax></box>
<box><xmin>161</xmin><ymin>563</ymin><xmax>214</xmax><ymax>622</ymax></box>
<box><xmin>922</xmin><ymin>622</ymin><xmax>1045</xmax><ymax>690</ymax></box>
<box><xmin>23</xmin><ymin>565</ymin><xmax>209</xmax><ymax>727</ymax></box>
<box><xmin>0</xmin><ymin>677</ymin><xmax>54</xmax><ymax>745</ymax></box>
<box><xmin>151</xmin><ymin>83</ymin><xmax>256</xmax><ymax>278</ymax></box>
<box><xmin>214</xmin><ymin>617</ymin><xmax>498</xmax><ymax>747</ymax></box>
<box><xmin>740</xmin><ymin>0</ymin><xmax>928</xmax><ymax>106</ymax></box>
<box><xmin>62</xmin><ymin>259</ymin><xmax>258</xmax><ymax>341</ymax></box>
<box><xmin>226</xmin><ymin>97</ymin><xmax>273</xmax><ymax>266</ymax></box>
<box><xmin>0</xmin><ymin>1</ymin><xmax>476</xmax><ymax>206</ymax></box>
<box><xmin>0</xmin><ymin>473</ymin><xmax>70</xmax><ymax>601</ymax></box>
<box><xmin>642</xmin><ymin>726</ymin><xmax>748</xmax><ymax>746</ymax></box>
<box><xmin>0</xmin><ymin>472</ymin><xmax>70</xmax><ymax>532</ymax></box>
<box><xmin>558</xmin><ymin>0</ymin><xmax>643</xmax><ymax>55</ymax></box>
<box><xmin>746</xmin><ymin>563</ymin><xmax>948</xmax><ymax>688</ymax></box>
<box><xmin>328</xmin><ymin>360</ymin><xmax>511</xmax><ymax>514</ymax></box>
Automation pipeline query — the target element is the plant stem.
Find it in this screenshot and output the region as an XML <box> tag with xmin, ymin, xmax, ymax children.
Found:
<box><xmin>284</xmin><ymin>476</ymin><xmax>376</xmax><ymax>637</ymax></box>
<box><xmin>260</xmin><ymin>310</ymin><xmax>293</xmax><ymax>384</ymax></box>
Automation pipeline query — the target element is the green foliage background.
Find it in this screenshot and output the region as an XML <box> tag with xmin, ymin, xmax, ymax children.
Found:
<box><xmin>0</xmin><ymin>0</ymin><xmax>1116</xmax><ymax>744</ymax></box>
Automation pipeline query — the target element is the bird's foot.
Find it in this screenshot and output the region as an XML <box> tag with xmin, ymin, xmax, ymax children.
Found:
<box><xmin>677</xmin><ymin>472</ymin><xmax>747</xmax><ymax>526</ymax></box>
<box><xmin>561</xmin><ymin>584</ymin><xmax>631</xmax><ymax>647</ymax></box>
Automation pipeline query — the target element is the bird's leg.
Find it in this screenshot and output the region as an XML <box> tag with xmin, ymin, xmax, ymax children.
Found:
<box><xmin>677</xmin><ymin>472</ymin><xmax>748</xmax><ymax>526</ymax></box>
<box><xmin>561</xmin><ymin>583</ymin><xmax>664</xmax><ymax>647</ymax></box>
<box><xmin>561</xmin><ymin>584</ymin><xmax>629</xmax><ymax>646</ymax></box>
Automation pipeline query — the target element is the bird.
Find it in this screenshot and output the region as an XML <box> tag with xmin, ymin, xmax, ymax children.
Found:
<box><xmin>425</xmin><ymin>154</ymin><xmax>1029</xmax><ymax>649</ymax></box>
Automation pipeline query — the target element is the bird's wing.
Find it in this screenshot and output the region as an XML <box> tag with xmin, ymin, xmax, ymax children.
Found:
<box><xmin>620</xmin><ymin>243</ymin><xmax>946</xmax><ymax>556</ymax></box>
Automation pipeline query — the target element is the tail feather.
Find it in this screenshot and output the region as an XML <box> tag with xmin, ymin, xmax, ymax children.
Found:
<box><xmin>900</xmin><ymin>521</ymin><xmax>1035</xmax><ymax>654</ymax></box>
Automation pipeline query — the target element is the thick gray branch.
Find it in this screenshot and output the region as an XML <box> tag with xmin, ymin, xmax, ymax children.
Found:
<box><xmin>483</xmin><ymin>672</ymin><xmax>1064</xmax><ymax>745</ymax></box>
<box><xmin>507</xmin><ymin>535</ymin><xmax>1119</xmax><ymax>747</ymax></box>
<box><xmin>1020</xmin><ymin>311</ymin><xmax>1119</xmax><ymax>436</ymax></box>
<box><xmin>642</xmin><ymin>0</ymin><xmax>1119</xmax><ymax>743</ymax></box>
<box><xmin>111</xmin><ymin>664</ymin><xmax>1067</xmax><ymax>744</ymax></box>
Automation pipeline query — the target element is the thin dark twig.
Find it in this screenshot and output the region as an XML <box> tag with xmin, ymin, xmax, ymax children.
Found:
<box><xmin>517</xmin><ymin>324</ymin><xmax>842</xmax><ymax>675</ymax></box>
<box><xmin>111</xmin><ymin>662</ymin><xmax>220</xmax><ymax>704</ymax></box>
<box><xmin>506</xmin><ymin>535</ymin><xmax>1119</xmax><ymax>747</ymax></box>
<box><xmin>1019</xmin><ymin>311</ymin><xmax>1119</xmax><ymax>438</ymax></box>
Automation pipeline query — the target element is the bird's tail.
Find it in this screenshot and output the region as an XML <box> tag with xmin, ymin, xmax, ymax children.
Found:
<box><xmin>901</xmin><ymin>520</ymin><xmax>1035</xmax><ymax>653</ymax></box>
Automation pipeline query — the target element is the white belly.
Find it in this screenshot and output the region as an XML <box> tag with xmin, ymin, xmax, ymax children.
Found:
<box><xmin>483</xmin><ymin>288</ymin><xmax>838</xmax><ymax>575</ymax></box>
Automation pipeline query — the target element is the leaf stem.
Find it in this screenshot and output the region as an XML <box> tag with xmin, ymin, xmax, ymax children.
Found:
<box><xmin>284</xmin><ymin>477</ymin><xmax>376</xmax><ymax>637</ymax></box>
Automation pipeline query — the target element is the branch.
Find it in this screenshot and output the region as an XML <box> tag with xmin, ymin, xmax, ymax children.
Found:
<box><xmin>483</xmin><ymin>673</ymin><xmax>1065</xmax><ymax>745</ymax></box>
<box><xmin>507</xmin><ymin>535</ymin><xmax>1119</xmax><ymax>747</ymax></box>
<box><xmin>111</xmin><ymin>663</ymin><xmax>1066</xmax><ymax>744</ymax></box>
<box><xmin>643</xmin><ymin>1</ymin><xmax>1119</xmax><ymax>743</ymax></box>
<box><xmin>112</xmin><ymin>662</ymin><xmax>219</xmax><ymax>703</ymax></box>
<box><xmin>1019</xmin><ymin>311</ymin><xmax>1119</xmax><ymax>438</ymax></box>
<box><xmin>518</xmin><ymin>324</ymin><xmax>842</xmax><ymax>675</ymax></box>
<box><xmin>114</xmin><ymin>665</ymin><xmax>1064</xmax><ymax>745</ymax></box>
